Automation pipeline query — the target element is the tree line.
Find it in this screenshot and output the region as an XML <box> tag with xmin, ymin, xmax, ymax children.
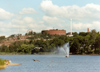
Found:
<box><xmin>0</xmin><ymin>29</ymin><xmax>100</xmax><ymax>54</ymax></box>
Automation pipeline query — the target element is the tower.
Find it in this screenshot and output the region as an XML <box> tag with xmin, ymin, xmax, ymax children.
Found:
<box><xmin>70</xmin><ymin>18</ymin><xmax>72</xmax><ymax>35</ymax></box>
<box><xmin>87</xmin><ymin>28</ymin><xmax>89</xmax><ymax>32</ymax></box>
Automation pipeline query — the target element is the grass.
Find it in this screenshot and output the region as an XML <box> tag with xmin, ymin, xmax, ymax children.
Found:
<box><xmin>0</xmin><ymin>52</ymin><xmax>56</xmax><ymax>55</ymax></box>
<box><xmin>0</xmin><ymin>52</ymin><xmax>24</xmax><ymax>55</ymax></box>
<box><xmin>37</xmin><ymin>52</ymin><xmax>57</xmax><ymax>55</ymax></box>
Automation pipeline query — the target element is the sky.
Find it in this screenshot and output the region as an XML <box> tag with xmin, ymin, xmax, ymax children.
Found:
<box><xmin>0</xmin><ymin>0</ymin><xmax>100</xmax><ymax>36</ymax></box>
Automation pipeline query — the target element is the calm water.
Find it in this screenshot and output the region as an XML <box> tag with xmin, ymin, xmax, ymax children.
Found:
<box><xmin>0</xmin><ymin>55</ymin><xmax>100</xmax><ymax>72</ymax></box>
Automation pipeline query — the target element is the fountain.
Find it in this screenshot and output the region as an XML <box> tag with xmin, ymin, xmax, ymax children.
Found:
<box><xmin>57</xmin><ymin>42</ymin><xmax>70</xmax><ymax>57</ymax></box>
<box><xmin>63</xmin><ymin>42</ymin><xmax>70</xmax><ymax>57</ymax></box>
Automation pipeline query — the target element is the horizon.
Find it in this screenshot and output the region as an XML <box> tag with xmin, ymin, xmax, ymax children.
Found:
<box><xmin>0</xmin><ymin>0</ymin><xmax>100</xmax><ymax>36</ymax></box>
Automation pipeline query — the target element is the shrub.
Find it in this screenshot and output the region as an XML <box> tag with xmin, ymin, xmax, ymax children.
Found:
<box><xmin>0</xmin><ymin>59</ymin><xmax>6</xmax><ymax>66</ymax></box>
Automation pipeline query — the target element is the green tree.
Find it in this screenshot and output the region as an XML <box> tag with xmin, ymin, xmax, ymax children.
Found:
<box><xmin>94</xmin><ymin>35</ymin><xmax>100</xmax><ymax>54</ymax></box>
<box><xmin>18</xmin><ymin>44</ymin><xmax>34</xmax><ymax>54</ymax></box>
<box><xmin>90</xmin><ymin>29</ymin><xmax>96</xmax><ymax>43</ymax></box>
<box><xmin>79</xmin><ymin>32</ymin><xmax>88</xmax><ymax>36</ymax></box>
<box><xmin>0</xmin><ymin>45</ymin><xmax>8</xmax><ymax>52</ymax></box>
<box><xmin>9</xmin><ymin>45</ymin><xmax>15</xmax><ymax>52</ymax></box>
<box><xmin>70</xmin><ymin>39</ymin><xmax>80</xmax><ymax>54</ymax></box>
<box><xmin>90</xmin><ymin>29</ymin><xmax>97</xmax><ymax>52</ymax></box>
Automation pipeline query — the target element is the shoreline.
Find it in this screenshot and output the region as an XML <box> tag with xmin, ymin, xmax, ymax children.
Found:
<box><xmin>8</xmin><ymin>63</ymin><xmax>21</xmax><ymax>66</ymax></box>
<box><xmin>0</xmin><ymin>65</ymin><xmax>6</xmax><ymax>69</ymax></box>
<box><xmin>0</xmin><ymin>54</ymin><xmax>100</xmax><ymax>55</ymax></box>
<box><xmin>0</xmin><ymin>63</ymin><xmax>20</xmax><ymax>69</ymax></box>
<box><xmin>0</xmin><ymin>52</ymin><xmax>100</xmax><ymax>55</ymax></box>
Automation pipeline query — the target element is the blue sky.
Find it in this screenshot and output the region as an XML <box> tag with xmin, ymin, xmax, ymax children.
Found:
<box><xmin>1</xmin><ymin>0</ymin><xmax>100</xmax><ymax>11</ymax></box>
<box><xmin>0</xmin><ymin>0</ymin><xmax>100</xmax><ymax>36</ymax></box>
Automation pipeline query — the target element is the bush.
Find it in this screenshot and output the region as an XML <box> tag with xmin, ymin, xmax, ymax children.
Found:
<box><xmin>0</xmin><ymin>59</ymin><xmax>6</xmax><ymax>66</ymax></box>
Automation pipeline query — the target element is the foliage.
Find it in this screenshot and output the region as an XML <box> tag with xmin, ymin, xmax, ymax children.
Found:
<box><xmin>0</xmin><ymin>29</ymin><xmax>100</xmax><ymax>55</ymax></box>
<box><xmin>70</xmin><ymin>39</ymin><xmax>80</xmax><ymax>54</ymax></box>
<box><xmin>0</xmin><ymin>59</ymin><xmax>6</xmax><ymax>65</ymax></box>
<box><xmin>0</xmin><ymin>36</ymin><xmax>5</xmax><ymax>41</ymax></box>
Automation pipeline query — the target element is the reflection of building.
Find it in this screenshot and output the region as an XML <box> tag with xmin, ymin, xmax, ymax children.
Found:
<box><xmin>42</xmin><ymin>29</ymin><xmax>66</xmax><ymax>35</ymax></box>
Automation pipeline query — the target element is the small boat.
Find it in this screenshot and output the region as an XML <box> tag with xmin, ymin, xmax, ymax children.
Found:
<box><xmin>65</xmin><ymin>56</ymin><xmax>69</xmax><ymax>58</ymax></box>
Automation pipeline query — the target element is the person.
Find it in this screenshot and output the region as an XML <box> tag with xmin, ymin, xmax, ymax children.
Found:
<box><xmin>8</xmin><ymin>59</ymin><xmax>11</xmax><ymax>63</ymax></box>
<box><xmin>6</xmin><ymin>61</ymin><xmax>8</xmax><ymax>65</ymax></box>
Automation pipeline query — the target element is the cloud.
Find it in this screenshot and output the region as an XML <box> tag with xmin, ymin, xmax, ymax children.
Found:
<box><xmin>10</xmin><ymin>16</ymin><xmax>48</xmax><ymax>34</ymax></box>
<box><xmin>0</xmin><ymin>22</ymin><xmax>14</xmax><ymax>29</ymax></box>
<box><xmin>72</xmin><ymin>21</ymin><xmax>100</xmax><ymax>32</ymax></box>
<box><xmin>73</xmin><ymin>22</ymin><xmax>92</xmax><ymax>30</ymax></box>
<box><xmin>1</xmin><ymin>1</ymin><xmax>100</xmax><ymax>36</ymax></box>
<box><xmin>40</xmin><ymin>1</ymin><xmax>100</xmax><ymax>20</ymax></box>
<box><xmin>43</xmin><ymin>16</ymin><xmax>59</xmax><ymax>24</ymax></box>
<box><xmin>11</xmin><ymin>16</ymin><xmax>35</xmax><ymax>30</ymax></box>
<box><xmin>23</xmin><ymin>17</ymin><xmax>35</xmax><ymax>23</ymax></box>
<box><xmin>0</xmin><ymin>8</ymin><xmax>14</xmax><ymax>20</ymax></box>
<box><xmin>0</xmin><ymin>22</ymin><xmax>12</xmax><ymax>36</ymax></box>
<box><xmin>40</xmin><ymin>0</ymin><xmax>100</xmax><ymax>32</ymax></box>
<box><xmin>20</xmin><ymin>8</ymin><xmax>37</xmax><ymax>14</ymax></box>
<box><xmin>43</xmin><ymin>16</ymin><xmax>65</xmax><ymax>25</ymax></box>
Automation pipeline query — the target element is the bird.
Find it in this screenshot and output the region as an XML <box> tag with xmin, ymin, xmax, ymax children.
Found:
<box><xmin>32</xmin><ymin>59</ymin><xmax>40</xmax><ymax>62</ymax></box>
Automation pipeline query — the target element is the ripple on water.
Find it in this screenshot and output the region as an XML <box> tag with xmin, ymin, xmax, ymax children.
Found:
<box><xmin>0</xmin><ymin>55</ymin><xmax>100</xmax><ymax>72</ymax></box>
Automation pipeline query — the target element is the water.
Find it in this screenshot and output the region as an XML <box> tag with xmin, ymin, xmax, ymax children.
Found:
<box><xmin>0</xmin><ymin>55</ymin><xmax>100</xmax><ymax>72</ymax></box>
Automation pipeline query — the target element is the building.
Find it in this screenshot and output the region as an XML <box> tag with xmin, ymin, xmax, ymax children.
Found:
<box><xmin>42</xmin><ymin>29</ymin><xmax>66</xmax><ymax>35</ymax></box>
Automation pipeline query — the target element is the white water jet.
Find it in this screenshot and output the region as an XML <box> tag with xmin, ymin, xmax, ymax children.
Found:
<box><xmin>63</xmin><ymin>42</ymin><xmax>70</xmax><ymax>57</ymax></box>
<box><xmin>57</xmin><ymin>42</ymin><xmax>70</xmax><ymax>57</ymax></box>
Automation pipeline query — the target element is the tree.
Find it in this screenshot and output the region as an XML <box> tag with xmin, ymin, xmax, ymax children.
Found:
<box><xmin>0</xmin><ymin>45</ymin><xmax>8</xmax><ymax>52</ymax></box>
<box><xmin>9</xmin><ymin>45</ymin><xmax>15</xmax><ymax>52</ymax></box>
<box><xmin>90</xmin><ymin>29</ymin><xmax>97</xmax><ymax>52</ymax></box>
<box><xmin>94</xmin><ymin>35</ymin><xmax>100</xmax><ymax>54</ymax></box>
<box><xmin>0</xmin><ymin>36</ymin><xmax>6</xmax><ymax>41</ymax></box>
<box><xmin>90</xmin><ymin>29</ymin><xmax>96</xmax><ymax>43</ymax></box>
<box><xmin>79</xmin><ymin>32</ymin><xmax>88</xmax><ymax>36</ymax></box>
<box><xmin>73</xmin><ymin>32</ymin><xmax>78</xmax><ymax>37</ymax></box>
<box><xmin>70</xmin><ymin>39</ymin><xmax>80</xmax><ymax>54</ymax></box>
<box><xmin>18</xmin><ymin>44</ymin><xmax>34</xmax><ymax>54</ymax></box>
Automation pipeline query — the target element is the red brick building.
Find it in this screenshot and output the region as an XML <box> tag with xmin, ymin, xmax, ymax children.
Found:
<box><xmin>42</xmin><ymin>30</ymin><xmax>66</xmax><ymax>35</ymax></box>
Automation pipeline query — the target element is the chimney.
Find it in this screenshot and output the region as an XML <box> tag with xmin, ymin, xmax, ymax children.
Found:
<box><xmin>87</xmin><ymin>28</ymin><xmax>89</xmax><ymax>32</ymax></box>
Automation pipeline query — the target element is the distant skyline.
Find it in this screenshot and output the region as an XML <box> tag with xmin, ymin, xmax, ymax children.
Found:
<box><xmin>0</xmin><ymin>0</ymin><xmax>100</xmax><ymax>36</ymax></box>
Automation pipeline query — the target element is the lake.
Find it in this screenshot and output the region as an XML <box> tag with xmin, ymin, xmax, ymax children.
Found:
<box><xmin>0</xmin><ymin>55</ymin><xmax>100</xmax><ymax>72</ymax></box>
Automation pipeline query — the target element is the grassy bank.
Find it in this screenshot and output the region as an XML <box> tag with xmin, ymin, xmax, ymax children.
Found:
<box><xmin>36</xmin><ymin>52</ymin><xmax>56</xmax><ymax>55</ymax></box>
<box><xmin>0</xmin><ymin>52</ymin><xmax>26</xmax><ymax>55</ymax></box>
<box><xmin>0</xmin><ymin>52</ymin><xmax>100</xmax><ymax>55</ymax></box>
<box><xmin>0</xmin><ymin>52</ymin><xmax>56</xmax><ymax>55</ymax></box>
